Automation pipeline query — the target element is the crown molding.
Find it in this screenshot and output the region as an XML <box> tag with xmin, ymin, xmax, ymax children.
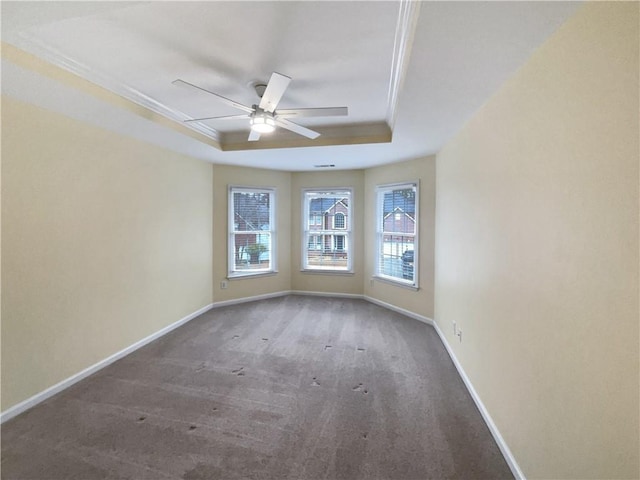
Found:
<box><xmin>8</xmin><ymin>31</ymin><xmax>222</xmax><ymax>144</ymax></box>
<box><xmin>386</xmin><ymin>0</ymin><xmax>421</xmax><ymax>129</ymax></box>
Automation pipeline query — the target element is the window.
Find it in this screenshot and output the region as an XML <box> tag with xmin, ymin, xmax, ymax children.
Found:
<box><xmin>302</xmin><ymin>189</ymin><xmax>352</xmax><ymax>272</ymax></box>
<box><xmin>308</xmin><ymin>235</ymin><xmax>323</xmax><ymax>250</ymax></box>
<box><xmin>375</xmin><ymin>182</ymin><xmax>418</xmax><ymax>286</ymax></box>
<box><xmin>229</xmin><ymin>186</ymin><xmax>276</xmax><ymax>277</ymax></box>
<box><xmin>308</xmin><ymin>214</ymin><xmax>322</xmax><ymax>227</ymax></box>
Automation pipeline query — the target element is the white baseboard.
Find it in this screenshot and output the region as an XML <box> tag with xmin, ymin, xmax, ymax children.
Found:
<box><xmin>364</xmin><ymin>295</ymin><xmax>434</xmax><ymax>325</ymax></box>
<box><xmin>211</xmin><ymin>290</ymin><xmax>291</xmax><ymax>309</ymax></box>
<box><xmin>431</xmin><ymin>320</ymin><xmax>525</xmax><ymax>480</ymax></box>
<box><xmin>0</xmin><ymin>302</ymin><xmax>214</xmax><ymax>424</ymax></box>
<box><xmin>291</xmin><ymin>290</ymin><xmax>364</xmax><ymax>299</ymax></box>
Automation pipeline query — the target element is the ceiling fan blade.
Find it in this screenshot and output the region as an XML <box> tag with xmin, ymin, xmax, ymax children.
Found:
<box><xmin>276</xmin><ymin>107</ymin><xmax>348</xmax><ymax>118</ymax></box>
<box><xmin>184</xmin><ymin>114</ymin><xmax>249</xmax><ymax>123</ymax></box>
<box><xmin>172</xmin><ymin>79</ymin><xmax>253</xmax><ymax>113</ymax></box>
<box><xmin>248</xmin><ymin>129</ymin><xmax>261</xmax><ymax>142</ymax></box>
<box><xmin>258</xmin><ymin>72</ymin><xmax>291</xmax><ymax>113</ymax></box>
<box><xmin>275</xmin><ymin>118</ymin><xmax>320</xmax><ymax>140</ymax></box>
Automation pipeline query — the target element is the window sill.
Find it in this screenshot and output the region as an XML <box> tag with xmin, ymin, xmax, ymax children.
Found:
<box><xmin>372</xmin><ymin>275</ymin><xmax>419</xmax><ymax>291</ymax></box>
<box><xmin>228</xmin><ymin>270</ymin><xmax>278</xmax><ymax>280</ymax></box>
<box><xmin>300</xmin><ymin>269</ymin><xmax>354</xmax><ymax>276</ymax></box>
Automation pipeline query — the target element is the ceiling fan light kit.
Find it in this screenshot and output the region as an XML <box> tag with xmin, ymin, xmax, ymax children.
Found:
<box><xmin>250</xmin><ymin>109</ymin><xmax>276</xmax><ymax>133</ymax></box>
<box><xmin>175</xmin><ymin>72</ymin><xmax>348</xmax><ymax>142</ymax></box>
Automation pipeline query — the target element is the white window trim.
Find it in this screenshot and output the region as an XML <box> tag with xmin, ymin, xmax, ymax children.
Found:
<box><xmin>301</xmin><ymin>187</ymin><xmax>354</xmax><ymax>273</ymax></box>
<box><xmin>374</xmin><ymin>181</ymin><xmax>419</xmax><ymax>288</ymax></box>
<box><xmin>228</xmin><ymin>185</ymin><xmax>277</xmax><ymax>279</ymax></box>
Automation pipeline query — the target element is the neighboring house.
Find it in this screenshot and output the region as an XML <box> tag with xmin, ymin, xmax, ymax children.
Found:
<box><xmin>382</xmin><ymin>190</ymin><xmax>416</xmax><ymax>244</ymax></box>
<box><xmin>383</xmin><ymin>207</ymin><xmax>415</xmax><ymax>240</ymax></box>
<box><xmin>380</xmin><ymin>189</ymin><xmax>416</xmax><ymax>283</ymax></box>
<box><xmin>308</xmin><ymin>197</ymin><xmax>349</xmax><ymax>254</ymax></box>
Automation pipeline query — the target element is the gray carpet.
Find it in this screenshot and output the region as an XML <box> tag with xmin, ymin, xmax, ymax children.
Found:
<box><xmin>1</xmin><ymin>295</ymin><xmax>513</xmax><ymax>479</ymax></box>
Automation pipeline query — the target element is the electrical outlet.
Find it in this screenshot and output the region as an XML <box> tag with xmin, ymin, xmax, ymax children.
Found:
<box><xmin>220</xmin><ymin>280</ymin><xmax>228</xmax><ymax>289</ymax></box>
<box><xmin>453</xmin><ymin>321</ymin><xmax>457</xmax><ymax>335</ymax></box>
<box><xmin>457</xmin><ymin>328</ymin><xmax>462</xmax><ymax>343</ymax></box>
<box><xmin>370</xmin><ymin>278</ymin><xmax>374</xmax><ymax>287</ymax></box>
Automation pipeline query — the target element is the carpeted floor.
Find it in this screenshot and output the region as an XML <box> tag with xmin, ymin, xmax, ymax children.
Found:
<box><xmin>1</xmin><ymin>295</ymin><xmax>513</xmax><ymax>479</ymax></box>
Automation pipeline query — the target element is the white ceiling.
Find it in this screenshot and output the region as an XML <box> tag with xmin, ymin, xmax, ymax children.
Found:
<box><xmin>1</xmin><ymin>1</ymin><xmax>582</xmax><ymax>171</ymax></box>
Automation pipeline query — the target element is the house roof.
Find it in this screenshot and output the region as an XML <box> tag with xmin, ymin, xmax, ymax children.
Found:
<box><xmin>309</xmin><ymin>197</ymin><xmax>348</xmax><ymax>214</ymax></box>
<box><xmin>382</xmin><ymin>190</ymin><xmax>416</xmax><ymax>216</ymax></box>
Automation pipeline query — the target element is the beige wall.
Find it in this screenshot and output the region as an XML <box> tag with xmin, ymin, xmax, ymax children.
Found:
<box><xmin>364</xmin><ymin>156</ymin><xmax>436</xmax><ymax>319</ymax></box>
<box><xmin>435</xmin><ymin>3</ymin><xmax>639</xmax><ymax>478</ymax></box>
<box><xmin>290</xmin><ymin>170</ymin><xmax>365</xmax><ymax>295</ymax></box>
<box><xmin>1</xmin><ymin>96</ymin><xmax>213</xmax><ymax>410</ymax></box>
<box><xmin>211</xmin><ymin>165</ymin><xmax>292</xmax><ymax>302</ymax></box>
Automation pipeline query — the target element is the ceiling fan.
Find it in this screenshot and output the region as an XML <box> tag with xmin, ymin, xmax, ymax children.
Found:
<box><xmin>173</xmin><ymin>72</ymin><xmax>348</xmax><ymax>141</ymax></box>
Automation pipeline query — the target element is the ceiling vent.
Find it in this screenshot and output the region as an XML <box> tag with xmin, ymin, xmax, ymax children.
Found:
<box><xmin>314</xmin><ymin>164</ymin><xmax>336</xmax><ymax>168</ymax></box>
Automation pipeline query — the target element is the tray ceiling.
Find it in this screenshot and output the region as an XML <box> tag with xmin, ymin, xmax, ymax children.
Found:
<box><xmin>1</xmin><ymin>1</ymin><xmax>582</xmax><ymax>170</ymax></box>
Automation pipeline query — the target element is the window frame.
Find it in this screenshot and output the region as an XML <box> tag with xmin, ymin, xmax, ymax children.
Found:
<box><xmin>228</xmin><ymin>185</ymin><xmax>277</xmax><ymax>279</ymax></box>
<box><xmin>374</xmin><ymin>181</ymin><xmax>419</xmax><ymax>289</ymax></box>
<box><xmin>301</xmin><ymin>188</ymin><xmax>354</xmax><ymax>273</ymax></box>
